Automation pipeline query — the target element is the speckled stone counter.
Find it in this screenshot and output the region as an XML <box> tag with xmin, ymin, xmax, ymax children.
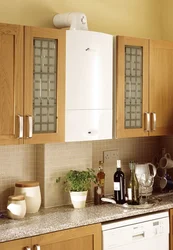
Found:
<box><xmin>0</xmin><ymin>193</ymin><xmax>173</xmax><ymax>243</ymax></box>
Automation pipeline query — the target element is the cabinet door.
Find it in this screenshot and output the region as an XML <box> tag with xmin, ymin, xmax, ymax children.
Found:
<box><xmin>24</xmin><ymin>26</ymin><xmax>65</xmax><ymax>144</ymax></box>
<box><xmin>32</xmin><ymin>224</ymin><xmax>101</xmax><ymax>250</ymax></box>
<box><xmin>0</xmin><ymin>237</ymin><xmax>31</xmax><ymax>250</ymax></box>
<box><xmin>0</xmin><ymin>23</ymin><xmax>23</xmax><ymax>145</ymax></box>
<box><xmin>116</xmin><ymin>36</ymin><xmax>149</xmax><ymax>138</ymax></box>
<box><xmin>149</xmin><ymin>40</ymin><xmax>173</xmax><ymax>136</ymax></box>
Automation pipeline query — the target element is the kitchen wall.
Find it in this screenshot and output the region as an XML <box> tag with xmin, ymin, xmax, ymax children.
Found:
<box><xmin>35</xmin><ymin>137</ymin><xmax>160</xmax><ymax>208</ymax></box>
<box><xmin>0</xmin><ymin>145</ymin><xmax>35</xmax><ymax>211</ymax></box>
<box><xmin>160</xmin><ymin>136</ymin><xmax>173</xmax><ymax>157</ymax></box>
<box><xmin>0</xmin><ymin>0</ymin><xmax>162</xmax><ymax>39</ymax></box>
<box><xmin>0</xmin><ymin>137</ymin><xmax>161</xmax><ymax>211</ymax></box>
<box><xmin>0</xmin><ymin>0</ymin><xmax>172</xmax><ymax>210</ymax></box>
<box><xmin>160</xmin><ymin>0</ymin><xmax>173</xmax><ymax>41</ymax></box>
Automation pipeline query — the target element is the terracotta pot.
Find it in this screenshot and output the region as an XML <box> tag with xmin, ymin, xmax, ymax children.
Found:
<box><xmin>70</xmin><ymin>191</ymin><xmax>88</xmax><ymax>208</ymax></box>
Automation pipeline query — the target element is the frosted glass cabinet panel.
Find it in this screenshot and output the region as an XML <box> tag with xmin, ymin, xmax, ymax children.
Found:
<box><xmin>125</xmin><ymin>46</ymin><xmax>143</xmax><ymax>129</ymax></box>
<box><xmin>116</xmin><ymin>36</ymin><xmax>149</xmax><ymax>138</ymax></box>
<box><xmin>33</xmin><ymin>38</ymin><xmax>57</xmax><ymax>133</ymax></box>
<box><xmin>24</xmin><ymin>26</ymin><xmax>65</xmax><ymax>144</ymax></box>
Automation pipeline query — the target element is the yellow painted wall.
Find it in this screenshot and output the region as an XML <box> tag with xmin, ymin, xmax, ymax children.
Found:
<box><xmin>0</xmin><ymin>0</ymin><xmax>161</xmax><ymax>39</ymax></box>
<box><xmin>160</xmin><ymin>0</ymin><xmax>173</xmax><ymax>41</ymax></box>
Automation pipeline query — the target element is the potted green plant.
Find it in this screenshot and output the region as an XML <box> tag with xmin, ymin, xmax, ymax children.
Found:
<box><xmin>57</xmin><ymin>168</ymin><xmax>96</xmax><ymax>208</ymax></box>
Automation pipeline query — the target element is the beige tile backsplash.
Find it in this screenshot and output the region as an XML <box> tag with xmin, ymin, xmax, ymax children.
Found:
<box><xmin>43</xmin><ymin>142</ymin><xmax>92</xmax><ymax>208</ymax></box>
<box><xmin>92</xmin><ymin>137</ymin><xmax>160</xmax><ymax>196</ymax></box>
<box><xmin>1</xmin><ymin>136</ymin><xmax>173</xmax><ymax>211</ymax></box>
<box><xmin>160</xmin><ymin>136</ymin><xmax>173</xmax><ymax>157</ymax></box>
<box><xmin>0</xmin><ymin>145</ymin><xmax>36</xmax><ymax>211</ymax></box>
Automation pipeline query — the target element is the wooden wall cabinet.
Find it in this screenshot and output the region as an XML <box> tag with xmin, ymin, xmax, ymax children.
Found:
<box><xmin>0</xmin><ymin>237</ymin><xmax>31</xmax><ymax>250</ymax></box>
<box><xmin>24</xmin><ymin>26</ymin><xmax>65</xmax><ymax>144</ymax></box>
<box><xmin>0</xmin><ymin>23</ymin><xmax>23</xmax><ymax>145</ymax></box>
<box><xmin>0</xmin><ymin>224</ymin><xmax>102</xmax><ymax>250</ymax></box>
<box><xmin>149</xmin><ymin>40</ymin><xmax>173</xmax><ymax>136</ymax></box>
<box><xmin>0</xmin><ymin>23</ymin><xmax>65</xmax><ymax>145</ymax></box>
<box><xmin>116</xmin><ymin>36</ymin><xmax>149</xmax><ymax>138</ymax></box>
<box><xmin>116</xmin><ymin>36</ymin><xmax>173</xmax><ymax>138</ymax></box>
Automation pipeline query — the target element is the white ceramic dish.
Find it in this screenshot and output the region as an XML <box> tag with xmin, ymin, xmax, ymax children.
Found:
<box><xmin>101</xmin><ymin>197</ymin><xmax>158</xmax><ymax>209</ymax></box>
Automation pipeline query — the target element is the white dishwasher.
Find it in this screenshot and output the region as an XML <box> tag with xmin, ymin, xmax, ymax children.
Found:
<box><xmin>102</xmin><ymin>211</ymin><xmax>169</xmax><ymax>250</ymax></box>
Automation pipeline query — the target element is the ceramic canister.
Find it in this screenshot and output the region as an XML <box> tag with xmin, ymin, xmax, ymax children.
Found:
<box><xmin>7</xmin><ymin>194</ymin><xmax>26</xmax><ymax>219</ymax></box>
<box><xmin>14</xmin><ymin>181</ymin><xmax>41</xmax><ymax>213</ymax></box>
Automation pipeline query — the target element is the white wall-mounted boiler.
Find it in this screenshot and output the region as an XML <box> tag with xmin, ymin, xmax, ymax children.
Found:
<box><xmin>53</xmin><ymin>13</ymin><xmax>113</xmax><ymax>142</ymax></box>
<box><xmin>65</xmin><ymin>30</ymin><xmax>113</xmax><ymax>142</ymax></box>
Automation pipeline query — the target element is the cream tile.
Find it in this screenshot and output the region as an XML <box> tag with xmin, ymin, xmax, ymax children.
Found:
<box><xmin>0</xmin><ymin>136</ymin><xmax>164</xmax><ymax>210</ymax></box>
<box><xmin>0</xmin><ymin>144</ymin><xmax>36</xmax><ymax>211</ymax></box>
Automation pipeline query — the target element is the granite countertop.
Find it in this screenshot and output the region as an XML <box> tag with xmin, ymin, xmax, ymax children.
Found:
<box><xmin>0</xmin><ymin>193</ymin><xmax>173</xmax><ymax>243</ymax></box>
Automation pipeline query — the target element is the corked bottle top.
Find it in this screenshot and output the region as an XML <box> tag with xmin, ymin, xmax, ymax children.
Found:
<box><xmin>15</xmin><ymin>181</ymin><xmax>40</xmax><ymax>188</ymax></box>
<box><xmin>8</xmin><ymin>194</ymin><xmax>25</xmax><ymax>201</ymax></box>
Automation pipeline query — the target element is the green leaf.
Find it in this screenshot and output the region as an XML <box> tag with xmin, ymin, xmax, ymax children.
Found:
<box><xmin>63</xmin><ymin>168</ymin><xmax>97</xmax><ymax>192</ymax></box>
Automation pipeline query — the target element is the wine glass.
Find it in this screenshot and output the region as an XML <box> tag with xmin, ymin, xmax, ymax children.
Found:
<box><xmin>138</xmin><ymin>173</ymin><xmax>154</xmax><ymax>204</ymax></box>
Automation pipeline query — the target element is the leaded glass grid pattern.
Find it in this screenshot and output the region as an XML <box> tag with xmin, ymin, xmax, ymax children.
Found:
<box><xmin>33</xmin><ymin>39</ymin><xmax>57</xmax><ymax>133</ymax></box>
<box><xmin>125</xmin><ymin>46</ymin><xmax>143</xmax><ymax>128</ymax></box>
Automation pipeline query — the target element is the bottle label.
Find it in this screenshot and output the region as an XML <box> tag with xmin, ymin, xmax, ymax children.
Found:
<box><xmin>127</xmin><ymin>188</ymin><xmax>132</xmax><ymax>200</ymax></box>
<box><xmin>97</xmin><ymin>186</ymin><xmax>102</xmax><ymax>195</ymax></box>
<box><xmin>114</xmin><ymin>182</ymin><xmax>120</xmax><ymax>191</ymax></box>
<box><xmin>100</xmin><ymin>179</ymin><xmax>105</xmax><ymax>186</ymax></box>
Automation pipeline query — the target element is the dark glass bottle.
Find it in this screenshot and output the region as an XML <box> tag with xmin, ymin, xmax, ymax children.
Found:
<box><xmin>114</xmin><ymin>160</ymin><xmax>125</xmax><ymax>204</ymax></box>
<box><xmin>94</xmin><ymin>161</ymin><xmax>105</xmax><ymax>205</ymax></box>
<box><xmin>127</xmin><ymin>161</ymin><xmax>139</xmax><ymax>205</ymax></box>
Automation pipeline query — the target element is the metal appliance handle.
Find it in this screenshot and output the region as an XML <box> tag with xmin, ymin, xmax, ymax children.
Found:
<box><xmin>132</xmin><ymin>232</ymin><xmax>145</xmax><ymax>239</ymax></box>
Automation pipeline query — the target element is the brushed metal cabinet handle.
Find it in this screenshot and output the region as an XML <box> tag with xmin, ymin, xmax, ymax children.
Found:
<box><xmin>151</xmin><ymin>112</ymin><xmax>156</xmax><ymax>131</ymax></box>
<box><xmin>144</xmin><ymin>112</ymin><xmax>150</xmax><ymax>132</ymax></box>
<box><xmin>26</xmin><ymin>115</ymin><xmax>33</xmax><ymax>138</ymax></box>
<box><xmin>33</xmin><ymin>244</ymin><xmax>41</xmax><ymax>250</ymax></box>
<box><xmin>17</xmin><ymin>115</ymin><xmax>23</xmax><ymax>139</ymax></box>
<box><xmin>24</xmin><ymin>247</ymin><xmax>31</xmax><ymax>250</ymax></box>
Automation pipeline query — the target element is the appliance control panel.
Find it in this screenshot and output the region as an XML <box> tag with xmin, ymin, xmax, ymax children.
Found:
<box><xmin>152</xmin><ymin>220</ymin><xmax>164</xmax><ymax>235</ymax></box>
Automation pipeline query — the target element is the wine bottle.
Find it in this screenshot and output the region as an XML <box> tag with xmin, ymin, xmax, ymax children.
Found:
<box><xmin>127</xmin><ymin>161</ymin><xmax>139</xmax><ymax>205</ymax></box>
<box><xmin>94</xmin><ymin>161</ymin><xmax>105</xmax><ymax>205</ymax></box>
<box><xmin>114</xmin><ymin>160</ymin><xmax>125</xmax><ymax>204</ymax></box>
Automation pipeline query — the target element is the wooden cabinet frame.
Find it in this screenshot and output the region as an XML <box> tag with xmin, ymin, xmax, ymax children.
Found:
<box><xmin>0</xmin><ymin>23</ymin><xmax>66</xmax><ymax>145</ymax></box>
<box><xmin>0</xmin><ymin>23</ymin><xmax>23</xmax><ymax>145</ymax></box>
<box><xmin>116</xmin><ymin>36</ymin><xmax>149</xmax><ymax>138</ymax></box>
<box><xmin>32</xmin><ymin>223</ymin><xmax>102</xmax><ymax>250</ymax></box>
<box><xmin>24</xmin><ymin>26</ymin><xmax>65</xmax><ymax>144</ymax></box>
<box><xmin>0</xmin><ymin>237</ymin><xmax>31</xmax><ymax>250</ymax></box>
<box><xmin>149</xmin><ymin>40</ymin><xmax>173</xmax><ymax>136</ymax></box>
<box><xmin>0</xmin><ymin>224</ymin><xmax>101</xmax><ymax>250</ymax></box>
